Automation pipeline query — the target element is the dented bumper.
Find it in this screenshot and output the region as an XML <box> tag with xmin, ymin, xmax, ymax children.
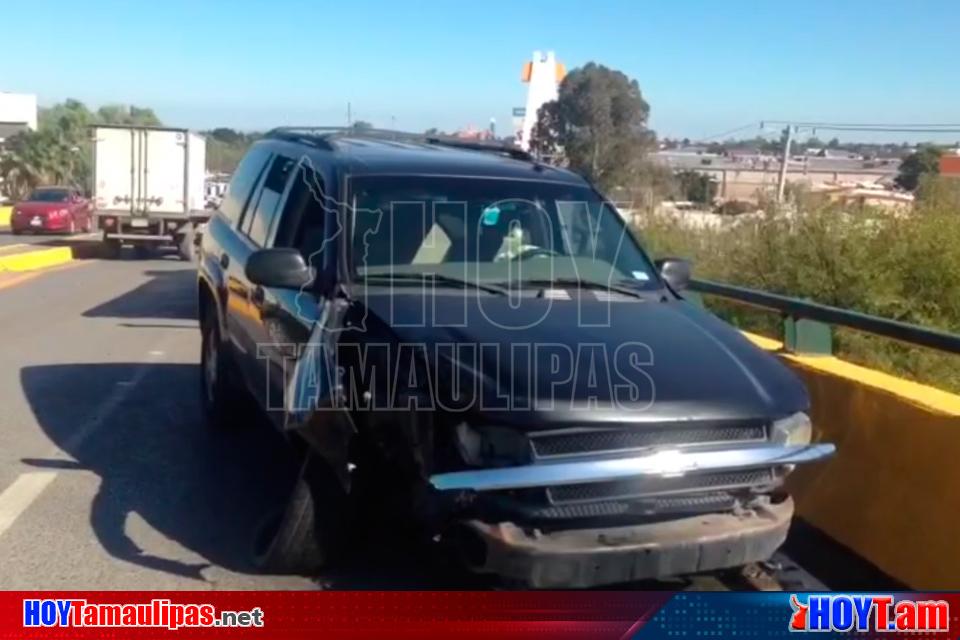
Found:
<box><xmin>456</xmin><ymin>496</ymin><xmax>794</xmax><ymax>588</ymax></box>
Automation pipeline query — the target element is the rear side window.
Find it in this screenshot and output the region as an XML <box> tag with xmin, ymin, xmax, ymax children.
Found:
<box><xmin>219</xmin><ymin>146</ymin><xmax>271</xmax><ymax>225</ymax></box>
<box><xmin>242</xmin><ymin>154</ymin><xmax>294</xmax><ymax>246</ymax></box>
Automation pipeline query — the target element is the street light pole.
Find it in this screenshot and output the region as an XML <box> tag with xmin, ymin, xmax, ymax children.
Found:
<box><xmin>776</xmin><ymin>125</ymin><xmax>794</xmax><ymax>203</ymax></box>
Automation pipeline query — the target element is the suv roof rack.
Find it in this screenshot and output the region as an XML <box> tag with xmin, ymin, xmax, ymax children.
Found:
<box><xmin>264</xmin><ymin>126</ymin><xmax>534</xmax><ymax>162</ymax></box>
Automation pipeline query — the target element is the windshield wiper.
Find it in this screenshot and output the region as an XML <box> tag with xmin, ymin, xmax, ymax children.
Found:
<box><xmin>360</xmin><ymin>272</ymin><xmax>507</xmax><ymax>295</ymax></box>
<box><xmin>507</xmin><ymin>278</ymin><xmax>649</xmax><ymax>299</ymax></box>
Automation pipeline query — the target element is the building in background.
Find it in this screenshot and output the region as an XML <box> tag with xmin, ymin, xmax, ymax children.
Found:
<box><xmin>514</xmin><ymin>51</ymin><xmax>565</xmax><ymax>150</ymax></box>
<box><xmin>0</xmin><ymin>92</ymin><xmax>38</xmax><ymax>143</ymax></box>
<box><xmin>940</xmin><ymin>151</ymin><xmax>960</xmax><ymax>178</ymax></box>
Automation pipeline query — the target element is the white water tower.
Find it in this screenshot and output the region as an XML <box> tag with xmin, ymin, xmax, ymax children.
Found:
<box><xmin>514</xmin><ymin>51</ymin><xmax>565</xmax><ymax>151</ymax></box>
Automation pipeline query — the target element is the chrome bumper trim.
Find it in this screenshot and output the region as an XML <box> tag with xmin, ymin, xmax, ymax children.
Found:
<box><xmin>429</xmin><ymin>443</ymin><xmax>835</xmax><ymax>492</ymax></box>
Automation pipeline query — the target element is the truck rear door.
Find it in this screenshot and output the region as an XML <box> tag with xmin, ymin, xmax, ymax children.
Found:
<box><xmin>93</xmin><ymin>127</ymin><xmax>135</xmax><ymax>213</ymax></box>
<box><xmin>143</xmin><ymin>129</ymin><xmax>187</xmax><ymax>216</ymax></box>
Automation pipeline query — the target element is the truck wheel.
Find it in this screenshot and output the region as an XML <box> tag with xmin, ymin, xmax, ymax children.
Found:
<box><xmin>103</xmin><ymin>238</ymin><xmax>122</xmax><ymax>259</ymax></box>
<box><xmin>178</xmin><ymin>226</ymin><xmax>196</xmax><ymax>262</ymax></box>
<box><xmin>253</xmin><ymin>455</ymin><xmax>347</xmax><ymax>574</ymax></box>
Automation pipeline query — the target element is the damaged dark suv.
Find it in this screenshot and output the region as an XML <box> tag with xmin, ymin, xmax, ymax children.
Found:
<box><xmin>196</xmin><ymin>128</ymin><xmax>834</xmax><ymax>588</ymax></box>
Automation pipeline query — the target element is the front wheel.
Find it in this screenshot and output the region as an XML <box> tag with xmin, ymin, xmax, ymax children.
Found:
<box><xmin>177</xmin><ymin>225</ymin><xmax>196</xmax><ymax>262</ymax></box>
<box><xmin>201</xmin><ymin>306</ymin><xmax>237</xmax><ymax>428</ymax></box>
<box><xmin>253</xmin><ymin>455</ymin><xmax>348</xmax><ymax>574</ymax></box>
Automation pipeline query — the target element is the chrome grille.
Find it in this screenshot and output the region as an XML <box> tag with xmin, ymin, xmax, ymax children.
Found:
<box><xmin>546</xmin><ymin>468</ymin><xmax>776</xmax><ymax>505</ymax></box>
<box><xmin>525</xmin><ymin>493</ymin><xmax>737</xmax><ymax>520</ymax></box>
<box><xmin>530</xmin><ymin>422</ymin><xmax>767</xmax><ymax>459</ymax></box>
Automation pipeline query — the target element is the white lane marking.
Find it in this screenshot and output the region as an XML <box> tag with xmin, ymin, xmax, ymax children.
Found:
<box><xmin>0</xmin><ymin>472</ymin><xmax>58</xmax><ymax>539</ymax></box>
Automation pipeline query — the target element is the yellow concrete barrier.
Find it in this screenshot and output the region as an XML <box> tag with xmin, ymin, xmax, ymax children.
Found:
<box><xmin>744</xmin><ymin>331</ymin><xmax>960</xmax><ymax>589</ymax></box>
<box><xmin>0</xmin><ymin>247</ymin><xmax>74</xmax><ymax>272</ymax></box>
<box><xmin>0</xmin><ymin>205</ymin><xmax>11</xmax><ymax>228</ymax></box>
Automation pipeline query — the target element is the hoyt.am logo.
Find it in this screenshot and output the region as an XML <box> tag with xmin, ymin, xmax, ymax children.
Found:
<box><xmin>789</xmin><ymin>594</ymin><xmax>950</xmax><ymax>633</ymax></box>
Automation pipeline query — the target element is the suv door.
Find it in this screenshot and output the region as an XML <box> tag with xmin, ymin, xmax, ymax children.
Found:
<box><xmin>203</xmin><ymin>144</ymin><xmax>271</xmax><ymax>382</ymax></box>
<box><xmin>230</xmin><ymin>152</ymin><xmax>296</xmax><ymax>408</ymax></box>
<box><xmin>246</xmin><ymin>162</ymin><xmax>334</xmax><ymax>423</ymax></box>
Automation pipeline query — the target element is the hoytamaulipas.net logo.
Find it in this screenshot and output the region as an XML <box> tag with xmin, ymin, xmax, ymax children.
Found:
<box><xmin>23</xmin><ymin>598</ymin><xmax>264</xmax><ymax>630</ymax></box>
<box><xmin>789</xmin><ymin>594</ymin><xmax>949</xmax><ymax>633</ymax></box>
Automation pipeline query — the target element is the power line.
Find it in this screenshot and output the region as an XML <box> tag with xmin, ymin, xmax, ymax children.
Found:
<box><xmin>697</xmin><ymin>122</ymin><xmax>761</xmax><ymax>142</ymax></box>
<box><xmin>762</xmin><ymin>120</ymin><xmax>960</xmax><ymax>134</ymax></box>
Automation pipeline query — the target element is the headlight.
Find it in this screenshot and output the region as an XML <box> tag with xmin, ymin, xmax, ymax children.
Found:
<box><xmin>771</xmin><ymin>411</ymin><xmax>812</xmax><ymax>445</ymax></box>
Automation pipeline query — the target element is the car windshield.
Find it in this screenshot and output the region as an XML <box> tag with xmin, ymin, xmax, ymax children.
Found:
<box><xmin>348</xmin><ymin>175</ymin><xmax>661</xmax><ymax>290</ymax></box>
<box><xmin>27</xmin><ymin>189</ymin><xmax>70</xmax><ymax>202</ymax></box>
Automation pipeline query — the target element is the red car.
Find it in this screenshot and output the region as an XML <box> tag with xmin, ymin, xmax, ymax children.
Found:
<box><xmin>10</xmin><ymin>186</ymin><xmax>92</xmax><ymax>235</ymax></box>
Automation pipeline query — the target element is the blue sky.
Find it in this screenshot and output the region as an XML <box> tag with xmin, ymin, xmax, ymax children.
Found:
<box><xmin>3</xmin><ymin>0</ymin><xmax>960</xmax><ymax>142</ymax></box>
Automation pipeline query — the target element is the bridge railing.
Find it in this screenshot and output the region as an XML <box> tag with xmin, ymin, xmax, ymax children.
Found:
<box><xmin>687</xmin><ymin>278</ymin><xmax>960</xmax><ymax>589</ymax></box>
<box><xmin>688</xmin><ymin>279</ymin><xmax>960</xmax><ymax>356</ymax></box>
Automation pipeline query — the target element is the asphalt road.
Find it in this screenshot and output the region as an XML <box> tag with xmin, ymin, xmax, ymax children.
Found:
<box><xmin>0</xmin><ymin>256</ymin><xmax>825</xmax><ymax>590</ymax></box>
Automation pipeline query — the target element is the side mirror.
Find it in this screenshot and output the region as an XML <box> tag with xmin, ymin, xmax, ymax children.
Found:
<box><xmin>245</xmin><ymin>248</ymin><xmax>313</xmax><ymax>290</ymax></box>
<box><xmin>655</xmin><ymin>257</ymin><xmax>692</xmax><ymax>291</ymax></box>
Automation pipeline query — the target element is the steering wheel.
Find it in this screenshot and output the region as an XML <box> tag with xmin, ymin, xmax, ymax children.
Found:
<box><xmin>510</xmin><ymin>246</ymin><xmax>559</xmax><ymax>261</ymax></box>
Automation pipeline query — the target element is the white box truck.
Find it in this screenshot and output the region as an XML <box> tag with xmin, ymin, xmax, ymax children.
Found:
<box><xmin>91</xmin><ymin>125</ymin><xmax>208</xmax><ymax>259</ymax></box>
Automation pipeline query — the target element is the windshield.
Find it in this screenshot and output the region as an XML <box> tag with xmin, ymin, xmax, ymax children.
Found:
<box><xmin>348</xmin><ymin>176</ymin><xmax>660</xmax><ymax>290</ymax></box>
<box><xmin>27</xmin><ymin>189</ymin><xmax>70</xmax><ymax>202</ymax></box>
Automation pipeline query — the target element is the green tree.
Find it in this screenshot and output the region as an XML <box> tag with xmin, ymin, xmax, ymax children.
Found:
<box><xmin>675</xmin><ymin>170</ymin><xmax>717</xmax><ymax>204</ymax></box>
<box><xmin>528</xmin><ymin>62</ymin><xmax>654</xmax><ymax>190</ymax></box>
<box><xmin>351</xmin><ymin>120</ymin><xmax>373</xmax><ymax>132</ymax></box>
<box><xmin>895</xmin><ymin>146</ymin><xmax>942</xmax><ymax>191</ymax></box>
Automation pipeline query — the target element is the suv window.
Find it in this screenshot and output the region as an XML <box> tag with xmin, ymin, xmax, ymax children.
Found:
<box><xmin>242</xmin><ymin>154</ymin><xmax>294</xmax><ymax>246</ymax></box>
<box><xmin>273</xmin><ymin>164</ymin><xmax>332</xmax><ymax>270</ymax></box>
<box><xmin>220</xmin><ymin>145</ymin><xmax>271</xmax><ymax>225</ymax></box>
<box><xmin>349</xmin><ymin>175</ymin><xmax>660</xmax><ymax>289</ymax></box>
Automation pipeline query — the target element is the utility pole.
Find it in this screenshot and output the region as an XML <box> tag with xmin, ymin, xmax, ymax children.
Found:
<box><xmin>347</xmin><ymin>102</ymin><xmax>352</xmax><ymax>127</ymax></box>
<box><xmin>776</xmin><ymin>125</ymin><xmax>794</xmax><ymax>203</ymax></box>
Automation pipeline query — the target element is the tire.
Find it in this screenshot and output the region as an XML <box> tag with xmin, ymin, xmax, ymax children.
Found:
<box><xmin>253</xmin><ymin>455</ymin><xmax>347</xmax><ymax>574</ymax></box>
<box><xmin>178</xmin><ymin>225</ymin><xmax>196</xmax><ymax>262</ymax></box>
<box><xmin>103</xmin><ymin>237</ymin><xmax>122</xmax><ymax>259</ymax></box>
<box><xmin>199</xmin><ymin>304</ymin><xmax>243</xmax><ymax>430</ymax></box>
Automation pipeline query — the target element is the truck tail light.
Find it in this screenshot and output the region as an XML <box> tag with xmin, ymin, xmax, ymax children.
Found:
<box><xmin>103</xmin><ymin>217</ymin><xmax>116</xmax><ymax>228</ymax></box>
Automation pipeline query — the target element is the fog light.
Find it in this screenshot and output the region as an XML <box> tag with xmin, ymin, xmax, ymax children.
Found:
<box><xmin>771</xmin><ymin>412</ymin><xmax>812</xmax><ymax>445</ymax></box>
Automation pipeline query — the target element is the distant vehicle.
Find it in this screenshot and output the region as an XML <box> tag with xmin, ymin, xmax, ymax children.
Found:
<box><xmin>10</xmin><ymin>186</ymin><xmax>92</xmax><ymax>235</ymax></box>
<box><xmin>90</xmin><ymin>125</ymin><xmax>208</xmax><ymax>260</ymax></box>
<box><xmin>197</xmin><ymin>128</ymin><xmax>835</xmax><ymax>588</ymax></box>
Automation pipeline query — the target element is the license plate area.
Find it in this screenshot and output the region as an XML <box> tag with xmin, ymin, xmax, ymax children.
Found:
<box><xmin>130</xmin><ymin>219</ymin><xmax>149</xmax><ymax>228</ymax></box>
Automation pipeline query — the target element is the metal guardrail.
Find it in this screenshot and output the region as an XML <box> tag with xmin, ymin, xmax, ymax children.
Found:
<box><xmin>689</xmin><ymin>279</ymin><xmax>960</xmax><ymax>356</ymax></box>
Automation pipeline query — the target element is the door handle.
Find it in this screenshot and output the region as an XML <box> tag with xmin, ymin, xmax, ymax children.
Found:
<box><xmin>220</xmin><ymin>253</ymin><xmax>230</xmax><ymax>269</ymax></box>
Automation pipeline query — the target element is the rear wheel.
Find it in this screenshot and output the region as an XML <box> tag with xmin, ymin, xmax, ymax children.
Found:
<box><xmin>103</xmin><ymin>236</ymin><xmax>122</xmax><ymax>259</ymax></box>
<box><xmin>253</xmin><ymin>454</ymin><xmax>348</xmax><ymax>574</ymax></box>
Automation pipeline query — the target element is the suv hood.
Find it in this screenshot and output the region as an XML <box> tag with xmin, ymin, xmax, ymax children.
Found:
<box><xmin>357</xmin><ymin>290</ymin><xmax>808</xmax><ymax>426</ymax></box>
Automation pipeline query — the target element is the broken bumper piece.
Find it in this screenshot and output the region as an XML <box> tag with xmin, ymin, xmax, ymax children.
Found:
<box><xmin>456</xmin><ymin>496</ymin><xmax>794</xmax><ymax>588</ymax></box>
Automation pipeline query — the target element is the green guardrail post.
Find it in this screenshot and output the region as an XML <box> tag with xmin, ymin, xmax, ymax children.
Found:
<box><xmin>784</xmin><ymin>315</ymin><xmax>833</xmax><ymax>355</ymax></box>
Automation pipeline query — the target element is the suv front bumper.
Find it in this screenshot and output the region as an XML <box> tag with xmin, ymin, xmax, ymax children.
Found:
<box><xmin>456</xmin><ymin>496</ymin><xmax>793</xmax><ymax>588</ymax></box>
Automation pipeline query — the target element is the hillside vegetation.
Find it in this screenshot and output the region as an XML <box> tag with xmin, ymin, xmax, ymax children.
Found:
<box><xmin>635</xmin><ymin>178</ymin><xmax>960</xmax><ymax>392</ymax></box>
